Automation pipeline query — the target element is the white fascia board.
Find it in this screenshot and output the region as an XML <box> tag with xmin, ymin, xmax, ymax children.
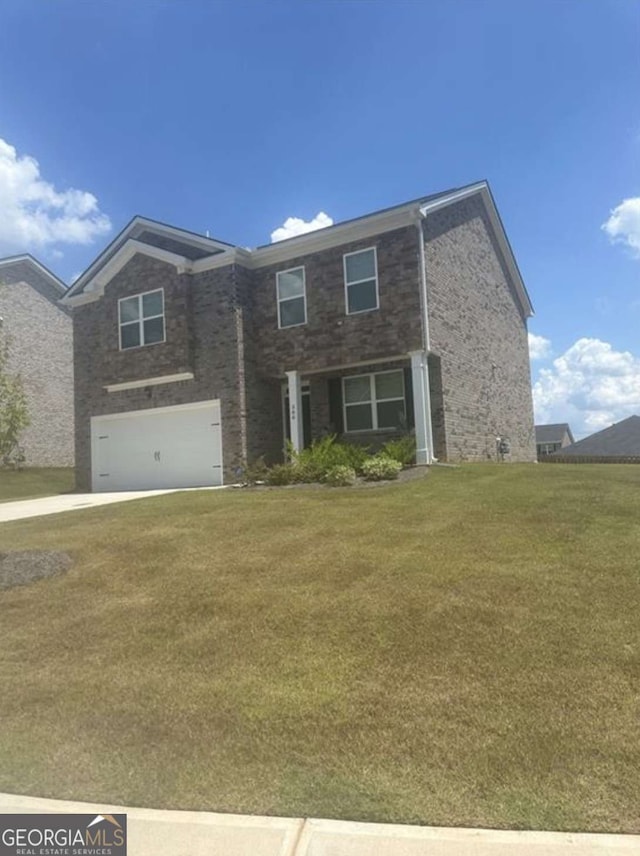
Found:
<box><xmin>0</xmin><ymin>255</ymin><xmax>67</xmax><ymax>294</ymax></box>
<box><xmin>66</xmin><ymin>216</ymin><xmax>233</xmax><ymax>300</ymax></box>
<box><xmin>294</xmin><ymin>353</ymin><xmax>409</xmax><ymax>378</ymax></box>
<box><xmin>421</xmin><ymin>183</ymin><xmax>534</xmax><ymax>319</ymax></box>
<box><xmin>62</xmin><ymin>241</ymin><xmax>192</xmax><ymax>306</ymax></box>
<box><xmin>191</xmin><ymin>247</ymin><xmax>253</xmax><ymax>273</ymax></box>
<box><xmin>130</xmin><ymin>217</ymin><xmax>233</xmax><ymax>254</ymax></box>
<box><xmin>417</xmin><ymin>182</ymin><xmax>488</xmax><ymax>217</ymax></box>
<box><xmin>104</xmin><ymin>372</ymin><xmax>195</xmax><ymax>392</ymax></box>
<box><xmin>250</xmin><ymin>206</ymin><xmax>420</xmax><ymax>268</ymax></box>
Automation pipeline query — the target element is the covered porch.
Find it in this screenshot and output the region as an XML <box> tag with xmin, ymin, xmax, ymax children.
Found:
<box><xmin>282</xmin><ymin>351</ymin><xmax>441</xmax><ymax>465</ymax></box>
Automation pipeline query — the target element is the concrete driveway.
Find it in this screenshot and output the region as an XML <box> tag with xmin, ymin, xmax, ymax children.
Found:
<box><xmin>0</xmin><ymin>487</ymin><xmax>225</xmax><ymax>523</ymax></box>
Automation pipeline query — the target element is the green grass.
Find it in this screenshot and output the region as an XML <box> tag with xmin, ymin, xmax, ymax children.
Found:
<box><xmin>0</xmin><ymin>468</ymin><xmax>75</xmax><ymax>502</ymax></box>
<box><xmin>0</xmin><ymin>464</ymin><xmax>638</xmax><ymax>833</ymax></box>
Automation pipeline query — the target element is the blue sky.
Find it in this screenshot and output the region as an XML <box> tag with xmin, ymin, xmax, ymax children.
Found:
<box><xmin>0</xmin><ymin>0</ymin><xmax>638</xmax><ymax>436</ymax></box>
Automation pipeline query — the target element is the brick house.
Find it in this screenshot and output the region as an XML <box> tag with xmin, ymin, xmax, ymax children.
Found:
<box><xmin>0</xmin><ymin>255</ymin><xmax>74</xmax><ymax>467</ymax></box>
<box><xmin>535</xmin><ymin>423</ymin><xmax>574</xmax><ymax>458</ymax></box>
<box><xmin>63</xmin><ymin>181</ymin><xmax>536</xmax><ymax>492</ymax></box>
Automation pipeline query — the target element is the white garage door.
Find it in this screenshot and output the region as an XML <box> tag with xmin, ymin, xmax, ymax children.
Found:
<box><xmin>91</xmin><ymin>400</ymin><xmax>222</xmax><ymax>492</ymax></box>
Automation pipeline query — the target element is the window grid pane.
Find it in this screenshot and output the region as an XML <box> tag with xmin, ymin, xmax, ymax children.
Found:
<box><xmin>120</xmin><ymin>322</ymin><xmax>141</xmax><ymax>349</ymax></box>
<box><xmin>279</xmin><ymin>296</ymin><xmax>306</xmax><ymax>328</ymax></box>
<box><xmin>377</xmin><ymin>399</ymin><xmax>405</xmax><ymax>429</ymax></box>
<box><xmin>345</xmin><ymin>249</ymin><xmax>375</xmax><ymax>283</ymax></box>
<box><xmin>344</xmin><ymin>375</ymin><xmax>372</xmax><ymax>404</ymax></box>
<box><xmin>119</xmin><ymin>297</ymin><xmax>140</xmax><ymax>323</ymax></box>
<box><xmin>345</xmin><ymin>403</ymin><xmax>373</xmax><ymax>432</ymax></box>
<box><xmin>277</xmin><ymin>269</ymin><xmax>305</xmax><ymax>300</ymax></box>
<box><xmin>375</xmin><ymin>371</ymin><xmax>404</xmax><ymax>401</ymax></box>
<box><xmin>143</xmin><ymin>316</ymin><xmax>165</xmax><ymax>344</ymax></box>
<box><xmin>142</xmin><ymin>290</ymin><xmax>163</xmax><ymax>318</ymax></box>
<box><xmin>347</xmin><ymin>279</ymin><xmax>377</xmax><ymax>314</ymax></box>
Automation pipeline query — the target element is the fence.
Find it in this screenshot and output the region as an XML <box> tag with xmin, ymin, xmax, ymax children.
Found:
<box><xmin>539</xmin><ymin>455</ymin><xmax>640</xmax><ymax>464</ymax></box>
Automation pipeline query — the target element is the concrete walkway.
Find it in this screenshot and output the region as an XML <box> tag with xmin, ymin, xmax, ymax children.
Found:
<box><xmin>1</xmin><ymin>793</ymin><xmax>637</xmax><ymax>855</ymax></box>
<box><xmin>0</xmin><ymin>487</ymin><xmax>225</xmax><ymax>523</ymax></box>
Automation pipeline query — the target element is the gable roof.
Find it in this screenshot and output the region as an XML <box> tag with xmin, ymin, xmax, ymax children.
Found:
<box><xmin>535</xmin><ymin>423</ymin><xmax>574</xmax><ymax>445</ymax></box>
<box><xmin>553</xmin><ymin>416</ymin><xmax>640</xmax><ymax>457</ymax></box>
<box><xmin>0</xmin><ymin>254</ymin><xmax>69</xmax><ymax>312</ymax></box>
<box><xmin>63</xmin><ymin>181</ymin><xmax>533</xmax><ymax>318</ymax></box>
<box><xmin>64</xmin><ymin>216</ymin><xmax>236</xmax><ymax>302</ymax></box>
<box><xmin>0</xmin><ymin>254</ymin><xmax>67</xmax><ymax>295</ymax></box>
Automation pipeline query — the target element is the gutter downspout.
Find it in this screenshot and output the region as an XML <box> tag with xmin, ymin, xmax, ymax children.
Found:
<box><xmin>415</xmin><ymin>209</ymin><xmax>436</xmax><ymax>463</ymax></box>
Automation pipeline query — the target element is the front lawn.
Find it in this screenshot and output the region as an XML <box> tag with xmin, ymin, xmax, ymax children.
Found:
<box><xmin>0</xmin><ymin>464</ymin><xmax>638</xmax><ymax>832</ymax></box>
<box><xmin>0</xmin><ymin>467</ymin><xmax>75</xmax><ymax>502</ymax></box>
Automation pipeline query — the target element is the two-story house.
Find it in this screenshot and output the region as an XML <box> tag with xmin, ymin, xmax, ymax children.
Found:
<box><xmin>63</xmin><ymin>181</ymin><xmax>536</xmax><ymax>492</ymax></box>
<box><xmin>0</xmin><ymin>254</ymin><xmax>74</xmax><ymax>467</ymax></box>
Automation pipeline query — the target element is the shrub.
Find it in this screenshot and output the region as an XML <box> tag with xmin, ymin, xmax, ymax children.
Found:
<box><xmin>243</xmin><ymin>456</ymin><xmax>269</xmax><ymax>485</ymax></box>
<box><xmin>264</xmin><ymin>463</ymin><xmax>296</xmax><ymax>486</ymax></box>
<box><xmin>324</xmin><ymin>465</ymin><xmax>357</xmax><ymax>487</ymax></box>
<box><xmin>380</xmin><ymin>435</ymin><xmax>416</xmax><ymax>467</ymax></box>
<box><xmin>289</xmin><ymin>435</ymin><xmax>370</xmax><ymax>482</ymax></box>
<box><xmin>361</xmin><ymin>455</ymin><xmax>403</xmax><ymax>481</ymax></box>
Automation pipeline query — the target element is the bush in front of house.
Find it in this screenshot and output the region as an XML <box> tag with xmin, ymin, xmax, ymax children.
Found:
<box><xmin>288</xmin><ymin>435</ymin><xmax>370</xmax><ymax>483</ymax></box>
<box><xmin>380</xmin><ymin>435</ymin><xmax>416</xmax><ymax>467</ymax></box>
<box><xmin>243</xmin><ymin>456</ymin><xmax>269</xmax><ymax>485</ymax></box>
<box><xmin>324</xmin><ymin>465</ymin><xmax>357</xmax><ymax>487</ymax></box>
<box><xmin>360</xmin><ymin>455</ymin><xmax>403</xmax><ymax>481</ymax></box>
<box><xmin>264</xmin><ymin>463</ymin><xmax>297</xmax><ymax>486</ymax></box>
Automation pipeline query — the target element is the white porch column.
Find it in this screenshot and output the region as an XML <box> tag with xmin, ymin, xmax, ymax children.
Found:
<box><xmin>409</xmin><ymin>350</ymin><xmax>434</xmax><ymax>465</ymax></box>
<box><xmin>285</xmin><ymin>370</ymin><xmax>304</xmax><ymax>454</ymax></box>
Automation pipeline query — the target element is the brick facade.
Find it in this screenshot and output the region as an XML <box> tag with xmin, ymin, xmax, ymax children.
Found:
<box><xmin>426</xmin><ymin>196</ymin><xmax>536</xmax><ymax>461</ymax></box>
<box><xmin>70</xmin><ymin>190</ymin><xmax>536</xmax><ymax>489</ymax></box>
<box><xmin>0</xmin><ymin>260</ymin><xmax>74</xmax><ymax>467</ymax></box>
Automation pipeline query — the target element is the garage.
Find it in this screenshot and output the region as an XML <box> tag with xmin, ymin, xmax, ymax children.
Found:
<box><xmin>91</xmin><ymin>400</ymin><xmax>222</xmax><ymax>492</ymax></box>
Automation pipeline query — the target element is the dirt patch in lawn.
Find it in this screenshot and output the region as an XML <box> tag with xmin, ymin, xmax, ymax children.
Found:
<box><xmin>0</xmin><ymin>551</ymin><xmax>73</xmax><ymax>590</ymax></box>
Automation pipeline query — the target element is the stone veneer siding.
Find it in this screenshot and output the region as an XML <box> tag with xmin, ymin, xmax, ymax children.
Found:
<box><xmin>425</xmin><ymin>196</ymin><xmax>535</xmax><ymax>461</ymax></box>
<box><xmin>0</xmin><ymin>263</ymin><xmax>74</xmax><ymax>466</ymax></box>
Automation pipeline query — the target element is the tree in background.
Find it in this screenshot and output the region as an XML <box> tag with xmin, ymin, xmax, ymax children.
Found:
<box><xmin>0</xmin><ymin>306</ymin><xmax>30</xmax><ymax>468</ymax></box>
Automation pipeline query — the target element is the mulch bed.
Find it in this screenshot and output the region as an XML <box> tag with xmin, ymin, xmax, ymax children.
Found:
<box><xmin>0</xmin><ymin>551</ymin><xmax>73</xmax><ymax>591</ymax></box>
<box><xmin>238</xmin><ymin>465</ymin><xmax>430</xmax><ymax>491</ymax></box>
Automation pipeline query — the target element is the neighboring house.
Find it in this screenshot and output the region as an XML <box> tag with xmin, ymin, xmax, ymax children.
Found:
<box><xmin>535</xmin><ymin>423</ymin><xmax>574</xmax><ymax>458</ymax></box>
<box><xmin>548</xmin><ymin>415</ymin><xmax>640</xmax><ymax>461</ymax></box>
<box><xmin>63</xmin><ymin>180</ymin><xmax>536</xmax><ymax>492</ymax></box>
<box><xmin>0</xmin><ymin>255</ymin><xmax>74</xmax><ymax>467</ymax></box>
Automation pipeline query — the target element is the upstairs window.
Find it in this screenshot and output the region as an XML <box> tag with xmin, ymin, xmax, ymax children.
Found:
<box><xmin>343</xmin><ymin>369</ymin><xmax>405</xmax><ymax>432</ymax></box>
<box><xmin>119</xmin><ymin>289</ymin><xmax>165</xmax><ymax>350</ymax></box>
<box><xmin>344</xmin><ymin>247</ymin><xmax>379</xmax><ymax>314</ymax></box>
<box><xmin>277</xmin><ymin>267</ymin><xmax>307</xmax><ymax>328</ymax></box>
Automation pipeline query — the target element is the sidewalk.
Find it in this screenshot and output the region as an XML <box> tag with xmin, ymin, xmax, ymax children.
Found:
<box><xmin>1</xmin><ymin>793</ymin><xmax>637</xmax><ymax>855</ymax></box>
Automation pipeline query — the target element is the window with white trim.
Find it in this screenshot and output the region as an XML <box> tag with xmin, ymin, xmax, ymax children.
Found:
<box><xmin>344</xmin><ymin>247</ymin><xmax>378</xmax><ymax>314</ymax></box>
<box><xmin>276</xmin><ymin>267</ymin><xmax>306</xmax><ymax>328</ymax></box>
<box><xmin>343</xmin><ymin>370</ymin><xmax>405</xmax><ymax>432</ymax></box>
<box><xmin>118</xmin><ymin>289</ymin><xmax>165</xmax><ymax>350</ymax></box>
<box><xmin>538</xmin><ymin>442</ymin><xmax>561</xmax><ymax>455</ymax></box>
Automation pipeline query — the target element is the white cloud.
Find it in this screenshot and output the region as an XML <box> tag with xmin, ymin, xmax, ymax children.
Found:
<box><xmin>270</xmin><ymin>211</ymin><xmax>333</xmax><ymax>243</ymax></box>
<box><xmin>528</xmin><ymin>332</ymin><xmax>552</xmax><ymax>360</ymax></box>
<box><xmin>602</xmin><ymin>197</ymin><xmax>640</xmax><ymax>257</ymax></box>
<box><xmin>533</xmin><ymin>337</ymin><xmax>640</xmax><ymax>436</ymax></box>
<box><xmin>0</xmin><ymin>137</ymin><xmax>111</xmax><ymax>255</ymax></box>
